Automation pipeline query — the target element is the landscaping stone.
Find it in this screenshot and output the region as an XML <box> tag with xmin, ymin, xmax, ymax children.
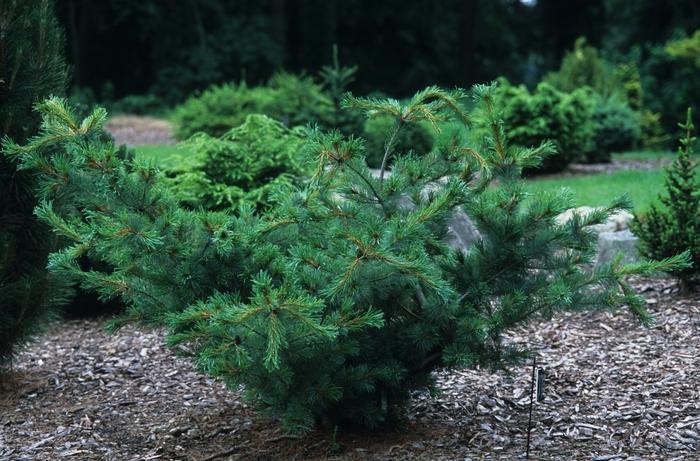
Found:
<box><xmin>556</xmin><ymin>206</ymin><xmax>634</xmax><ymax>233</ymax></box>
<box><xmin>445</xmin><ymin>208</ymin><xmax>481</xmax><ymax>254</ymax></box>
<box><xmin>557</xmin><ymin>206</ymin><xmax>639</xmax><ymax>266</ymax></box>
<box><xmin>596</xmin><ymin>229</ymin><xmax>640</xmax><ymax>267</ymax></box>
<box><xmin>555</xmin><ymin>206</ymin><xmax>597</xmax><ymax>225</ymax></box>
<box><xmin>372</xmin><ymin>178</ymin><xmax>639</xmax><ymax>263</ymax></box>
<box><xmin>592</xmin><ymin>210</ymin><xmax>634</xmax><ymax>233</ymax></box>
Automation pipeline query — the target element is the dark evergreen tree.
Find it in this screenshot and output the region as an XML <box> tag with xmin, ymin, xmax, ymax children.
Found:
<box><xmin>5</xmin><ymin>87</ymin><xmax>687</xmax><ymax>431</ymax></box>
<box><xmin>0</xmin><ymin>0</ymin><xmax>70</xmax><ymax>366</ymax></box>
<box><xmin>631</xmin><ymin>108</ymin><xmax>700</xmax><ymax>292</ymax></box>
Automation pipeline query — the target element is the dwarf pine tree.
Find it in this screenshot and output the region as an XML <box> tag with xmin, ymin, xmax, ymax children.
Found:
<box><xmin>5</xmin><ymin>85</ymin><xmax>687</xmax><ymax>431</ymax></box>
<box><xmin>631</xmin><ymin>108</ymin><xmax>700</xmax><ymax>291</ymax></box>
<box><xmin>0</xmin><ymin>0</ymin><xmax>70</xmax><ymax>366</ymax></box>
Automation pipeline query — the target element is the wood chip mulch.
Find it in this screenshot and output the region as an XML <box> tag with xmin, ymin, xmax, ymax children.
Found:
<box><xmin>1</xmin><ymin>277</ymin><xmax>698</xmax><ymax>460</ymax></box>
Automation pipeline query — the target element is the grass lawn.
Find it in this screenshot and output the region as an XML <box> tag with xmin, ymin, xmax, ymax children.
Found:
<box><xmin>525</xmin><ymin>169</ymin><xmax>667</xmax><ymax>212</ymax></box>
<box><xmin>612</xmin><ymin>150</ymin><xmax>674</xmax><ymax>161</ymax></box>
<box><xmin>134</xmin><ymin>144</ymin><xmax>196</xmax><ymax>170</ymax></box>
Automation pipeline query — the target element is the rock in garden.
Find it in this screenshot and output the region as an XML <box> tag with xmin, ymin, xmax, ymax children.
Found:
<box><xmin>445</xmin><ymin>208</ymin><xmax>482</xmax><ymax>254</ymax></box>
<box><xmin>596</xmin><ymin>229</ymin><xmax>639</xmax><ymax>267</ymax></box>
<box><xmin>556</xmin><ymin>206</ymin><xmax>634</xmax><ymax>233</ymax></box>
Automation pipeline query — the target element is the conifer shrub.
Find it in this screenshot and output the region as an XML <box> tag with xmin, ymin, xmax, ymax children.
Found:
<box><xmin>639</xmin><ymin>109</ymin><xmax>670</xmax><ymax>150</ymax></box>
<box><xmin>547</xmin><ymin>40</ymin><xmax>667</xmax><ymax>152</ymax></box>
<box><xmin>266</xmin><ymin>72</ymin><xmax>334</xmax><ymax>129</ymax></box>
<box><xmin>665</xmin><ymin>30</ymin><xmax>700</xmax><ymax>68</ymax></box>
<box><xmin>491</xmin><ymin>80</ymin><xmax>593</xmax><ymax>173</ymax></box>
<box><xmin>172</xmin><ymin>83</ymin><xmax>272</xmax><ymax>139</ymax></box>
<box><xmin>0</xmin><ymin>0</ymin><xmax>71</xmax><ymax>366</ymax></box>
<box><xmin>173</xmin><ymin>73</ymin><xmax>333</xmax><ymax>139</ymax></box>
<box><xmin>545</xmin><ymin>37</ymin><xmax>619</xmax><ymax>97</ymax></box>
<box><xmin>612</xmin><ymin>62</ymin><xmax>668</xmax><ymax>150</ymax></box>
<box><xmin>362</xmin><ymin>115</ymin><xmax>434</xmax><ymax>168</ymax></box>
<box><xmin>318</xmin><ymin>45</ymin><xmax>365</xmax><ymax>137</ymax></box>
<box><xmin>631</xmin><ymin>109</ymin><xmax>700</xmax><ymax>291</ymax></box>
<box><xmin>8</xmin><ymin>89</ymin><xmax>687</xmax><ymax>432</ymax></box>
<box><xmin>166</xmin><ymin>114</ymin><xmax>309</xmax><ymax>210</ymax></box>
<box><xmin>588</xmin><ymin>97</ymin><xmax>641</xmax><ymax>163</ymax></box>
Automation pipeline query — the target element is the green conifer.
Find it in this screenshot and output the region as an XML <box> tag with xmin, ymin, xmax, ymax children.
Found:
<box><xmin>6</xmin><ymin>86</ymin><xmax>688</xmax><ymax>431</ymax></box>
<box><xmin>166</xmin><ymin>114</ymin><xmax>309</xmax><ymax>211</ymax></box>
<box><xmin>318</xmin><ymin>44</ymin><xmax>363</xmax><ymax>135</ymax></box>
<box><xmin>0</xmin><ymin>0</ymin><xmax>70</xmax><ymax>366</ymax></box>
<box><xmin>631</xmin><ymin>108</ymin><xmax>700</xmax><ymax>292</ymax></box>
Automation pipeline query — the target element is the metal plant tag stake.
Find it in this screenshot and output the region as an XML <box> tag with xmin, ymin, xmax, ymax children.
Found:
<box><xmin>526</xmin><ymin>357</ymin><xmax>545</xmax><ymax>459</ymax></box>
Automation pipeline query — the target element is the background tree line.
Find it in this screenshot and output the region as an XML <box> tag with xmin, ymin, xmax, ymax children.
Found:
<box><xmin>56</xmin><ymin>0</ymin><xmax>700</xmax><ymax>103</ymax></box>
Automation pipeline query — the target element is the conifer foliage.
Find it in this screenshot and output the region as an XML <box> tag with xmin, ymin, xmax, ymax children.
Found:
<box><xmin>2</xmin><ymin>99</ymin><xmax>252</xmax><ymax>331</ymax></box>
<box><xmin>632</xmin><ymin>108</ymin><xmax>700</xmax><ymax>291</ymax></box>
<box><xmin>166</xmin><ymin>114</ymin><xmax>309</xmax><ymax>211</ymax></box>
<box><xmin>0</xmin><ymin>0</ymin><xmax>70</xmax><ymax>366</ymax></box>
<box><xmin>5</xmin><ymin>85</ymin><xmax>687</xmax><ymax>430</ymax></box>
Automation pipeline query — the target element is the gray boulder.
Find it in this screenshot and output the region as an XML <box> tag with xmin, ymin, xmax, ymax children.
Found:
<box><xmin>445</xmin><ymin>208</ymin><xmax>481</xmax><ymax>254</ymax></box>
<box><xmin>556</xmin><ymin>206</ymin><xmax>634</xmax><ymax>233</ymax></box>
<box><xmin>596</xmin><ymin>229</ymin><xmax>639</xmax><ymax>267</ymax></box>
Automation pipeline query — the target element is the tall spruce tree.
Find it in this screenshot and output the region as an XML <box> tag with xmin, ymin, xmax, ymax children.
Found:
<box><xmin>631</xmin><ymin>108</ymin><xmax>700</xmax><ymax>292</ymax></box>
<box><xmin>4</xmin><ymin>86</ymin><xmax>687</xmax><ymax>431</ymax></box>
<box><xmin>0</xmin><ymin>0</ymin><xmax>70</xmax><ymax>366</ymax></box>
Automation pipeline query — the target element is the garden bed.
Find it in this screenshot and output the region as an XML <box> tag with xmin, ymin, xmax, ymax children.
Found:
<box><xmin>1</xmin><ymin>277</ymin><xmax>698</xmax><ymax>460</ymax></box>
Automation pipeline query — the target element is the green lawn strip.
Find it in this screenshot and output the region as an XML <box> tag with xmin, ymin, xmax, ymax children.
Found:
<box><xmin>524</xmin><ymin>168</ymin><xmax>666</xmax><ymax>213</ymax></box>
<box><xmin>133</xmin><ymin>143</ymin><xmax>199</xmax><ymax>170</ymax></box>
<box><xmin>612</xmin><ymin>150</ymin><xmax>673</xmax><ymax>161</ymax></box>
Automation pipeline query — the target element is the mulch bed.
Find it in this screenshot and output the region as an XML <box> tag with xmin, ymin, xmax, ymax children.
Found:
<box><xmin>2</xmin><ymin>277</ymin><xmax>698</xmax><ymax>460</ymax></box>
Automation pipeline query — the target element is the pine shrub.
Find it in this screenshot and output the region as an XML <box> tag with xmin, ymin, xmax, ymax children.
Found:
<box><xmin>318</xmin><ymin>45</ymin><xmax>365</xmax><ymax>136</ymax></box>
<box><xmin>545</xmin><ymin>37</ymin><xmax>619</xmax><ymax>96</ymax></box>
<box><xmin>0</xmin><ymin>0</ymin><xmax>70</xmax><ymax>366</ymax></box>
<box><xmin>612</xmin><ymin>62</ymin><xmax>667</xmax><ymax>151</ymax></box>
<box><xmin>362</xmin><ymin>115</ymin><xmax>434</xmax><ymax>169</ymax></box>
<box><xmin>631</xmin><ymin>109</ymin><xmax>700</xmax><ymax>291</ymax></box>
<box><xmin>8</xmin><ymin>89</ymin><xmax>687</xmax><ymax>431</ymax></box>
<box><xmin>588</xmin><ymin>97</ymin><xmax>641</xmax><ymax>163</ymax></box>
<box><xmin>166</xmin><ymin>114</ymin><xmax>309</xmax><ymax>211</ymax></box>
<box><xmin>173</xmin><ymin>73</ymin><xmax>333</xmax><ymax>139</ymax></box>
<box><xmin>489</xmin><ymin>80</ymin><xmax>593</xmax><ymax>173</ymax></box>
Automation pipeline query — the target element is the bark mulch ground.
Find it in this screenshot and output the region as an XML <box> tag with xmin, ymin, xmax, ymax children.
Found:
<box><xmin>1</xmin><ymin>277</ymin><xmax>698</xmax><ymax>460</ymax></box>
